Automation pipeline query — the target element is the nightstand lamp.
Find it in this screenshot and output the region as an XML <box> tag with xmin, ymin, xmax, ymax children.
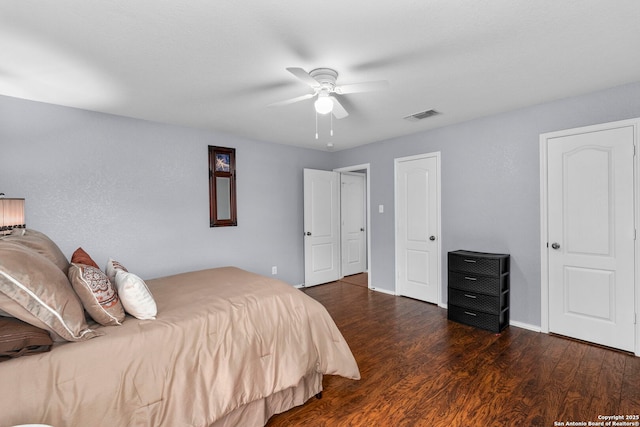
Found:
<box><xmin>0</xmin><ymin>194</ymin><xmax>25</xmax><ymax>236</ymax></box>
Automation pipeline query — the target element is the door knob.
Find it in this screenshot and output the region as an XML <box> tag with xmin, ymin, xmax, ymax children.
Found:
<box><xmin>305</xmin><ymin>232</ymin><xmax>311</xmax><ymax>236</ymax></box>
<box><xmin>360</xmin><ymin>228</ymin><xmax>365</xmax><ymax>232</ymax></box>
<box><xmin>551</xmin><ymin>242</ymin><xmax>560</xmax><ymax>250</ymax></box>
<box><xmin>429</xmin><ymin>236</ymin><xmax>436</xmax><ymax>241</ymax></box>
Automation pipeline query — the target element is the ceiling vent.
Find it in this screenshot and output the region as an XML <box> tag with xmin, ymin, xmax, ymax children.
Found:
<box><xmin>404</xmin><ymin>109</ymin><xmax>441</xmax><ymax>122</ymax></box>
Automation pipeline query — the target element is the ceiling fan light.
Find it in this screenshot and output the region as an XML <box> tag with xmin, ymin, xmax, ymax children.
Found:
<box><xmin>314</xmin><ymin>95</ymin><xmax>334</xmax><ymax>115</ymax></box>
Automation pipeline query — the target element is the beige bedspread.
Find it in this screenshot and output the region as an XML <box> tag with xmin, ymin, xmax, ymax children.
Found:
<box><xmin>0</xmin><ymin>267</ymin><xmax>360</xmax><ymax>427</ymax></box>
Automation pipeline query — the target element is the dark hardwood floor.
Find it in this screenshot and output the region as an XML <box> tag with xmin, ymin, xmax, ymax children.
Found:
<box><xmin>267</xmin><ymin>279</ymin><xmax>640</xmax><ymax>426</ymax></box>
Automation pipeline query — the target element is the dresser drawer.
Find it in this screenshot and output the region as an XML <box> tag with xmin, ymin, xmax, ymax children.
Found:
<box><xmin>448</xmin><ymin>304</ymin><xmax>508</xmax><ymax>333</ymax></box>
<box><xmin>448</xmin><ymin>288</ymin><xmax>506</xmax><ymax>314</ymax></box>
<box><xmin>448</xmin><ymin>251</ymin><xmax>509</xmax><ymax>277</ymax></box>
<box><xmin>448</xmin><ymin>271</ymin><xmax>505</xmax><ymax>296</ymax></box>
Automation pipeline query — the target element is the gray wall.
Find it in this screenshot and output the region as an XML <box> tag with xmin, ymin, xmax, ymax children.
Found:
<box><xmin>0</xmin><ymin>95</ymin><xmax>333</xmax><ymax>285</ymax></box>
<box><xmin>2</xmin><ymin>80</ymin><xmax>640</xmax><ymax>328</ymax></box>
<box><xmin>335</xmin><ymin>81</ymin><xmax>640</xmax><ymax>327</ymax></box>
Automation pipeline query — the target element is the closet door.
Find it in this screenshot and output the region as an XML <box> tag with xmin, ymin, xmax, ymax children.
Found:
<box><xmin>341</xmin><ymin>172</ymin><xmax>366</xmax><ymax>277</ymax></box>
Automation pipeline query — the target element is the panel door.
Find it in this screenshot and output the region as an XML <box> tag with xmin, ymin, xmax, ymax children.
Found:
<box><xmin>395</xmin><ymin>154</ymin><xmax>440</xmax><ymax>304</ymax></box>
<box><xmin>304</xmin><ymin>168</ymin><xmax>340</xmax><ymax>287</ymax></box>
<box><xmin>341</xmin><ymin>173</ymin><xmax>367</xmax><ymax>277</ymax></box>
<box><xmin>547</xmin><ymin>125</ymin><xmax>635</xmax><ymax>352</ymax></box>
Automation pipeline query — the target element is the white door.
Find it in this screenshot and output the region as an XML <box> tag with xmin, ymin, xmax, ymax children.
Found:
<box><xmin>304</xmin><ymin>168</ymin><xmax>340</xmax><ymax>287</ymax></box>
<box><xmin>546</xmin><ymin>124</ymin><xmax>635</xmax><ymax>352</ymax></box>
<box><xmin>341</xmin><ymin>173</ymin><xmax>367</xmax><ymax>277</ymax></box>
<box><xmin>395</xmin><ymin>153</ymin><xmax>441</xmax><ymax>304</ymax></box>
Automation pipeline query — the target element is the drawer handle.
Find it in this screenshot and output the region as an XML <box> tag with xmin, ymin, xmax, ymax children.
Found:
<box><xmin>464</xmin><ymin>294</ymin><xmax>477</xmax><ymax>299</ymax></box>
<box><xmin>464</xmin><ymin>311</ymin><xmax>477</xmax><ymax>316</ymax></box>
<box><xmin>464</xmin><ymin>276</ymin><xmax>477</xmax><ymax>281</ymax></box>
<box><xmin>463</xmin><ymin>259</ymin><xmax>477</xmax><ymax>263</ymax></box>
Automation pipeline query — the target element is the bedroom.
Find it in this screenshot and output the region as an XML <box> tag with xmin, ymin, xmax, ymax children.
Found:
<box><xmin>1</xmin><ymin>1</ymin><xmax>640</xmax><ymax>426</ymax></box>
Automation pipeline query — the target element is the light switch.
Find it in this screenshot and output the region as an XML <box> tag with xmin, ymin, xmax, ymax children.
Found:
<box><xmin>378</xmin><ymin>204</ymin><xmax>384</xmax><ymax>213</ymax></box>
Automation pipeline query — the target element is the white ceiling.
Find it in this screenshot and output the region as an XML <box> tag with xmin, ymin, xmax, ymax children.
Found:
<box><xmin>2</xmin><ymin>1</ymin><xmax>640</xmax><ymax>151</ymax></box>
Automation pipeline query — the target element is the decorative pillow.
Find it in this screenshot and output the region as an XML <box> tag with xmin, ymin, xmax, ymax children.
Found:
<box><xmin>0</xmin><ymin>316</ymin><xmax>53</xmax><ymax>361</ymax></box>
<box><xmin>105</xmin><ymin>257</ymin><xmax>129</xmax><ymax>285</ymax></box>
<box><xmin>70</xmin><ymin>247</ymin><xmax>100</xmax><ymax>269</ymax></box>
<box><xmin>114</xmin><ymin>270</ymin><xmax>157</xmax><ymax>320</ymax></box>
<box><xmin>0</xmin><ymin>243</ymin><xmax>98</xmax><ymax>342</ymax></box>
<box><xmin>1</xmin><ymin>228</ymin><xmax>70</xmax><ymax>274</ymax></box>
<box><xmin>68</xmin><ymin>264</ymin><xmax>125</xmax><ymax>326</ymax></box>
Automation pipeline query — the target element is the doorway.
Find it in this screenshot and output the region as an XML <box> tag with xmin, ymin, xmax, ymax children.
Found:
<box><xmin>303</xmin><ymin>164</ymin><xmax>371</xmax><ymax>288</ymax></box>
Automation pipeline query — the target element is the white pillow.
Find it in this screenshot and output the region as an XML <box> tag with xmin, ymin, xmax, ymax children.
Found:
<box><xmin>114</xmin><ymin>270</ymin><xmax>157</xmax><ymax>320</ymax></box>
<box><xmin>105</xmin><ymin>257</ymin><xmax>128</xmax><ymax>285</ymax></box>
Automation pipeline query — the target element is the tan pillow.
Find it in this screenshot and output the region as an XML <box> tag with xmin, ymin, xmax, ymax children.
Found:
<box><xmin>115</xmin><ymin>270</ymin><xmax>157</xmax><ymax>320</ymax></box>
<box><xmin>68</xmin><ymin>264</ymin><xmax>125</xmax><ymax>326</ymax></box>
<box><xmin>0</xmin><ymin>292</ymin><xmax>57</xmax><ymax>338</ymax></box>
<box><xmin>2</xmin><ymin>228</ymin><xmax>70</xmax><ymax>274</ymax></box>
<box><xmin>0</xmin><ymin>243</ymin><xmax>98</xmax><ymax>342</ymax></box>
<box><xmin>105</xmin><ymin>257</ymin><xmax>128</xmax><ymax>285</ymax></box>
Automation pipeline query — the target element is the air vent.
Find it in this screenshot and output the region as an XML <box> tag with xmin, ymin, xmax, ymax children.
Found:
<box><xmin>404</xmin><ymin>109</ymin><xmax>441</xmax><ymax>122</ymax></box>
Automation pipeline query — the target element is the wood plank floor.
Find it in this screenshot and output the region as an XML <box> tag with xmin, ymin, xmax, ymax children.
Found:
<box><xmin>267</xmin><ymin>280</ymin><xmax>640</xmax><ymax>426</ymax></box>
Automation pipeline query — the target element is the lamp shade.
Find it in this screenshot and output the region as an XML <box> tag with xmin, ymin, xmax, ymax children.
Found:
<box><xmin>0</xmin><ymin>198</ymin><xmax>25</xmax><ymax>235</ymax></box>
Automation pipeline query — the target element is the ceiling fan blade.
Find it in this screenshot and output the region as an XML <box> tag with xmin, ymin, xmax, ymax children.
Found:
<box><xmin>267</xmin><ymin>93</ymin><xmax>315</xmax><ymax>107</ymax></box>
<box><xmin>334</xmin><ymin>80</ymin><xmax>389</xmax><ymax>95</ymax></box>
<box><xmin>286</xmin><ymin>67</ymin><xmax>321</xmax><ymax>88</ymax></box>
<box><xmin>331</xmin><ymin>96</ymin><xmax>349</xmax><ymax>119</ymax></box>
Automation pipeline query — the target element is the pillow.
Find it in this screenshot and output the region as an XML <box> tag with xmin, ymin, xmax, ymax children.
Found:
<box><xmin>0</xmin><ymin>316</ymin><xmax>53</xmax><ymax>361</ymax></box>
<box><xmin>70</xmin><ymin>247</ymin><xmax>100</xmax><ymax>269</ymax></box>
<box><xmin>68</xmin><ymin>264</ymin><xmax>125</xmax><ymax>326</ymax></box>
<box><xmin>0</xmin><ymin>292</ymin><xmax>57</xmax><ymax>336</ymax></box>
<box><xmin>0</xmin><ymin>243</ymin><xmax>98</xmax><ymax>342</ymax></box>
<box><xmin>1</xmin><ymin>228</ymin><xmax>70</xmax><ymax>274</ymax></box>
<box><xmin>114</xmin><ymin>270</ymin><xmax>157</xmax><ymax>320</ymax></box>
<box><xmin>105</xmin><ymin>257</ymin><xmax>128</xmax><ymax>285</ymax></box>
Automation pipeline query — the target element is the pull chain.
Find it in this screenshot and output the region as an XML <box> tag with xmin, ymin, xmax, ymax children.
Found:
<box><xmin>330</xmin><ymin>113</ymin><xmax>334</xmax><ymax>137</ymax></box>
<box><xmin>315</xmin><ymin>111</ymin><xmax>319</xmax><ymax>139</ymax></box>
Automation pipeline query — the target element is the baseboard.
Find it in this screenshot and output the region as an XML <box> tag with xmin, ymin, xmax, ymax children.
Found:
<box><xmin>509</xmin><ymin>320</ymin><xmax>541</xmax><ymax>332</ymax></box>
<box><xmin>370</xmin><ymin>286</ymin><xmax>396</xmax><ymax>296</ymax></box>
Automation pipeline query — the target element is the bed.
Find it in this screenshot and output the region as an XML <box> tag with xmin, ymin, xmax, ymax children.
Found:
<box><xmin>0</xmin><ymin>229</ymin><xmax>360</xmax><ymax>427</ymax></box>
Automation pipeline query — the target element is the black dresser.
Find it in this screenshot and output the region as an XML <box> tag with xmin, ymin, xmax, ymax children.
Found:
<box><xmin>447</xmin><ymin>250</ymin><xmax>510</xmax><ymax>332</ymax></box>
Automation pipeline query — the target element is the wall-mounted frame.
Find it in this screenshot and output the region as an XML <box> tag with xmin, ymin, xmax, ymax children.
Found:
<box><xmin>208</xmin><ymin>146</ymin><xmax>237</xmax><ymax>227</ymax></box>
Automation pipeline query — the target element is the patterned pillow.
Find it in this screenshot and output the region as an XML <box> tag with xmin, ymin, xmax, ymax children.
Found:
<box><xmin>69</xmin><ymin>248</ymin><xmax>125</xmax><ymax>326</ymax></box>
<box><xmin>105</xmin><ymin>257</ymin><xmax>129</xmax><ymax>285</ymax></box>
<box><xmin>0</xmin><ymin>243</ymin><xmax>98</xmax><ymax>342</ymax></box>
<box><xmin>68</xmin><ymin>264</ymin><xmax>125</xmax><ymax>326</ymax></box>
<box><xmin>115</xmin><ymin>270</ymin><xmax>157</xmax><ymax>320</ymax></box>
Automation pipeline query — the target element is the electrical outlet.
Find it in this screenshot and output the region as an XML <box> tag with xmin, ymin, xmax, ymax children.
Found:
<box><xmin>271</xmin><ymin>266</ymin><xmax>277</xmax><ymax>275</ymax></box>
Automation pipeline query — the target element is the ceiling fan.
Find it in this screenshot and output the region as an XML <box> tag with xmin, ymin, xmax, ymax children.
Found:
<box><xmin>268</xmin><ymin>67</ymin><xmax>389</xmax><ymax>119</ymax></box>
